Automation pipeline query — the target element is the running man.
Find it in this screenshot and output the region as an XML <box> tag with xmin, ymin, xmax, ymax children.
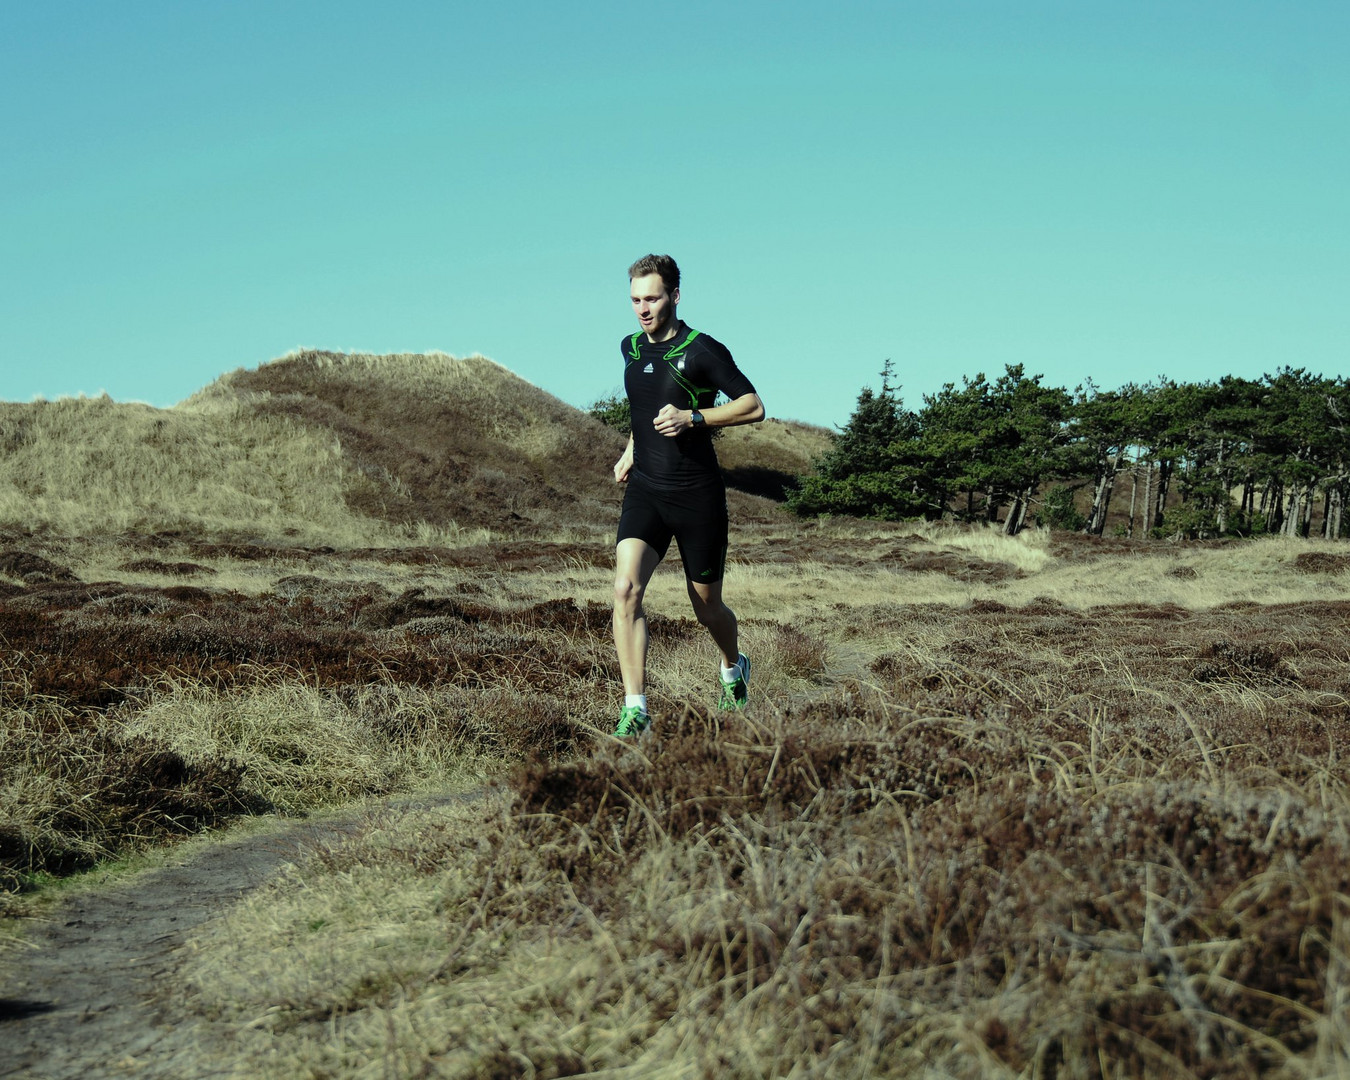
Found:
<box><xmin>612</xmin><ymin>254</ymin><xmax>765</xmax><ymax>737</ymax></box>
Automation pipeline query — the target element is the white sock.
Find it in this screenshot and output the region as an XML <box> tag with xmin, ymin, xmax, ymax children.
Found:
<box><xmin>721</xmin><ymin>661</ymin><xmax>742</xmax><ymax>683</ymax></box>
<box><xmin>625</xmin><ymin>694</ymin><xmax>648</xmax><ymax>713</ymax></box>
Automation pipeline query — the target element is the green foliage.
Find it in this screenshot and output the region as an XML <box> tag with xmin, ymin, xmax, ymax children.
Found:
<box><xmin>788</xmin><ymin>468</ymin><xmax>928</xmax><ymax>520</ymax></box>
<box><xmin>787</xmin><ymin>362</ymin><xmax>927</xmax><ymax>520</ymax></box>
<box><xmin>1155</xmin><ymin>503</ymin><xmax>1221</xmax><ymax>541</ymax></box>
<box><xmin>793</xmin><ymin>362</ymin><xmax>1076</xmax><ymax>528</ymax></box>
<box><xmin>816</xmin><ymin>362</ymin><xmax>916</xmax><ymax>477</ymax></box>
<box><xmin>587</xmin><ymin>390</ymin><xmax>631</xmax><ymax>435</ymax></box>
<box><xmin>920</xmin><ymin>365</ymin><xmax>1072</xmax><ymax>523</ymax></box>
<box><xmin>1037</xmin><ymin>485</ymin><xmax>1086</xmax><ymax>531</ymax></box>
<box><xmin>793</xmin><ymin>359</ymin><xmax>1350</xmax><ymax>539</ymax></box>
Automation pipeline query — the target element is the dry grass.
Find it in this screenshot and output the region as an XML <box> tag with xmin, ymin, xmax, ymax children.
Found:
<box><xmin>0</xmin><ymin>349</ymin><xmax>629</xmax><ymax>547</ymax></box>
<box><xmin>0</xmin><ymin>394</ymin><xmax>372</xmax><ymax>544</ymax></box>
<box><xmin>173</xmin><ymin>641</ymin><xmax>1350</xmax><ymax>1077</ymax></box>
<box><xmin>0</xmin><ymin>555</ymin><xmax>611</xmax><ymax>895</ymax></box>
<box><xmin>206</xmin><ymin>349</ymin><xmax>626</xmax><ymax>540</ymax></box>
<box><xmin>6</xmin><ymin>356</ymin><xmax>1350</xmax><ymax>1076</ymax></box>
<box><xmin>110</xmin><ymin>532</ymin><xmax>1344</xmax><ymax>1079</ymax></box>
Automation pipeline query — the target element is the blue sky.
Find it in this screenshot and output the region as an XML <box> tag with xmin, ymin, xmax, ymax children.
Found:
<box><xmin>3</xmin><ymin>1</ymin><xmax>1346</xmax><ymax>428</ymax></box>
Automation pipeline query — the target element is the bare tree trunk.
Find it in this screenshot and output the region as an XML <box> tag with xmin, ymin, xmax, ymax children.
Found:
<box><xmin>1282</xmin><ymin>484</ymin><xmax>1305</xmax><ymax>538</ymax></box>
<box><xmin>1085</xmin><ymin>467</ymin><xmax>1114</xmax><ymax>535</ymax></box>
<box><xmin>1281</xmin><ymin>486</ymin><xmax>1297</xmax><ymax>537</ymax></box>
<box><xmin>1214</xmin><ymin>439</ymin><xmax>1229</xmax><ymax>535</ymax></box>
<box><xmin>1004</xmin><ymin>487</ymin><xmax>1032</xmax><ymax>535</ymax></box>
<box><xmin>1127</xmin><ymin>467</ymin><xmax>1139</xmax><ymax>540</ymax></box>
<box><xmin>1142</xmin><ymin>462</ymin><xmax>1154</xmax><ymax>537</ymax></box>
<box><xmin>1154</xmin><ymin>461</ymin><xmax>1172</xmax><ymax>531</ymax></box>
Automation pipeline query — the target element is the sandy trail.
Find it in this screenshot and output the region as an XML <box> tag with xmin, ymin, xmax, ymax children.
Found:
<box><xmin>0</xmin><ymin>803</ymin><xmax>420</xmax><ymax>1079</ymax></box>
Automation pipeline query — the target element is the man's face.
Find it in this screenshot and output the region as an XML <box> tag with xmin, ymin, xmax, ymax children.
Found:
<box><xmin>630</xmin><ymin>273</ymin><xmax>680</xmax><ymax>340</ymax></box>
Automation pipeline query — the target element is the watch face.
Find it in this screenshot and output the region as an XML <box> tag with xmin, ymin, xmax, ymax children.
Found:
<box><xmin>691</xmin><ymin>411</ymin><xmax>704</xmax><ymax>426</ymax></box>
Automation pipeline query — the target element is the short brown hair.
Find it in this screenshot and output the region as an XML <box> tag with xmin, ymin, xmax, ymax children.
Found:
<box><xmin>628</xmin><ymin>253</ymin><xmax>680</xmax><ymax>296</ymax></box>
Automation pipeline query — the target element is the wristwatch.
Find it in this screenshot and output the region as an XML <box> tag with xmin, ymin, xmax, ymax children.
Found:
<box><xmin>690</xmin><ymin>411</ymin><xmax>705</xmax><ymax>427</ymax></box>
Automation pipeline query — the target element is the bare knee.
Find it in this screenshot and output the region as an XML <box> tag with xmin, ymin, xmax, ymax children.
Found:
<box><xmin>691</xmin><ymin>594</ymin><xmax>731</xmax><ymax>629</ymax></box>
<box><xmin>614</xmin><ymin>574</ymin><xmax>644</xmax><ymax>617</ymax></box>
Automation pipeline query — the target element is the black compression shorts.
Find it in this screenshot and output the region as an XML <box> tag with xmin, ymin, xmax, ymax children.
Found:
<box><xmin>617</xmin><ymin>474</ymin><xmax>729</xmax><ymax>584</ymax></box>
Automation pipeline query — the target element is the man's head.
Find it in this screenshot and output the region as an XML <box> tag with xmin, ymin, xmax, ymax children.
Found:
<box><xmin>628</xmin><ymin>254</ymin><xmax>681</xmax><ymax>341</ymax></box>
<box><xmin>628</xmin><ymin>254</ymin><xmax>679</xmax><ymax>296</ymax></box>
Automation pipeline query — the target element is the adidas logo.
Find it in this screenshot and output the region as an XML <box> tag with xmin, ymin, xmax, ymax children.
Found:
<box><xmin>643</xmin><ymin>363</ymin><xmax>653</xmax><ymax>373</ymax></box>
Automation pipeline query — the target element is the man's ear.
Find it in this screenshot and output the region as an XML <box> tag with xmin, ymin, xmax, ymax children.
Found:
<box><xmin>671</xmin><ymin>286</ymin><xmax>680</xmax><ymax>306</ymax></box>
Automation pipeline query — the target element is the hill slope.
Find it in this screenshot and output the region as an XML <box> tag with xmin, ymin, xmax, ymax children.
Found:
<box><xmin>0</xmin><ymin>350</ymin><xmax>809</xmax><ymax>544</ymax></box>
<box><xmin>201</xmin><ymin>350</ymin><xmax>625</xmax><ymax>538</ymax></box>
<box><xmin>0</xmin><ymin>390</ymin><xmax>366</xmax><ymax>543</ymax></box>
<box><xmin>716</xmin><ymin>417</ymin><xmax>832</xmax><ymax>500</ymax></box>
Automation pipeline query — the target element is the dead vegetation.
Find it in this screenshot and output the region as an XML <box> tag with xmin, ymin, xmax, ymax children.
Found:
<box><xmin>170</xmin><ymin>575</ymin><xmax>1350</xmax><ymax>1078</ymax></box>
<box><xmin>0</xmin><ymin>553</ymin><xmax>616</xmax><ymax>893</ymax></box>
<box><xmin>4</xmin><ymin>354</ymin><xmax>1350</xmax><ymax>1076</ymax></box>
<box><xmin>5</xmin><ymin>525</ymin><xmax>1340</xmax><ymax>1077</ymax></box>
<box><xmin>206</xmin><ymin>350</ymin><xmax>626</xmax><ymax>538</ymax></box>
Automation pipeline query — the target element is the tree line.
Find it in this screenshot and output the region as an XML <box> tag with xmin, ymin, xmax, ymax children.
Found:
<box><xmin>786</xmin><ymin>363</ymin><xmax>1349</xmax><ymax>540</ymax></box>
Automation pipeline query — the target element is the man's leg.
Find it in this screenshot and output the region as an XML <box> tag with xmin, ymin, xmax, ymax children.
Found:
<box><xmin>614</xmin><ymin>538</ymin><xmax>663</xmax><ymax>696</ymax></box>
<box><xmin>687</xmin><ymin>577</ymin><xmax>740</xmax><ymax>668</ymax></box>
<box><xmin>689</xmin><ymin>577</ymin><xmax>751</xmax><ymax>709</ymax></box>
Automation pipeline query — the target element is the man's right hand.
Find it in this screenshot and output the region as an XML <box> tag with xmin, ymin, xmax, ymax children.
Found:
<box><xmin>614</xmin><ymin>440</ymin><xmax>634</xmax><ymax>484</ymax></box>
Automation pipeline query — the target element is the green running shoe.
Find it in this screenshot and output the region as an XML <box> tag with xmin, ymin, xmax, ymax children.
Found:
<box><xmin>613</xmin><ymin>705</ymin><xmax>650</xmax><ymax>737</ymax></box>
<box><xmin>718</xmin><ymin>653</ymin><xmax>751</xmax><ymax>710</ymax></box>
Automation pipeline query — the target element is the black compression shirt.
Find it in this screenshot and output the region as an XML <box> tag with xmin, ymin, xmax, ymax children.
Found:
<box><xmin>622</xmin><ymin>323</ymin><xmax>756</xmax><ymax>489</ymax></box>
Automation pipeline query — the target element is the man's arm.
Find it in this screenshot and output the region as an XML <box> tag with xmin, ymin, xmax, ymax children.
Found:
<box><xmin>653</xmin><ymin>393</ymin><xmax>765</xmax><ymax>437</ymax></box>
<box><xmin>613</xmin><ymin>434</ymin><xmax>635</xmax><ymax>483</ymax></box>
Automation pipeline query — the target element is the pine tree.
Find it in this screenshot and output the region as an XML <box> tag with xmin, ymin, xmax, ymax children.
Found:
<box><xmin>787</xmin><ymin>362</ymin><xmax>927</xmax><ymax>519</ymax></box>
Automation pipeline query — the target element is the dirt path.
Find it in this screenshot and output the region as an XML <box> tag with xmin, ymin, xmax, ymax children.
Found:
<box><xmin>0</xmin><ymin>801</ymin><xmax>442</xmax><ymax>1079</ymax></box>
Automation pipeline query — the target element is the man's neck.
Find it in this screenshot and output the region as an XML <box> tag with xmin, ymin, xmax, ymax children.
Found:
<box><xmin>645</xmin><ymin>317</ymin><xmax>684</xmax><ymax>344</ymax></box>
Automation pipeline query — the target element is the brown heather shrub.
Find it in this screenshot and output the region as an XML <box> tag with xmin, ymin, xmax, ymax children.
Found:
<box><xmin>116</xmin><ymin>558</ymin><xmax>216</xmax><ymax>576</ymax></box>
<box><xmin>207</xmin><ymin>350</ymin><xmax>625</xmax><ymax>538</ymax></box>
<box><xmin>432</xmin><ymin>676</ymin><xmax>1350</xmax><ymax>1078</ymax></box>
<box><xmin>0</xmin><ymin>577</ymin><xmax>626</xmax><ymax>714</ymax></box>
<box><xmin>332</xmin><ymin>539</ymin><xmax>613</xmax><ymax>571</ymax></box>
<box><xmin>882</xmin><ymin>545</ymin><xmax>1023</xmax><ymax>582</ymax></box>
<box><xmin>0</xmin><ymin>550</ymin><xmax>78</xmax><ymax>583</ymax></box>
<box><xmin>272</xmin><ymin>591</ymin><xmax>1343</xmax><ymax>1078</ymax></box>
<box><xmin>1192</xmin><ymin>638</ymin><xmax>1296</xmax><ymax>684</ymax></box>
<box><xmin>1292</xmin><ymin>551</ymin><xmax>1350</xmax><ymax>574</ymax></box>
<box><xmin>0</xmin><ymin>573</ymin><xmax>625</xmax><ymax>890</ymax></box>
<box><xmin>766</xmin><ymin>622</ymin><xmax>830</xmax><ymax>680</ymax></box>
